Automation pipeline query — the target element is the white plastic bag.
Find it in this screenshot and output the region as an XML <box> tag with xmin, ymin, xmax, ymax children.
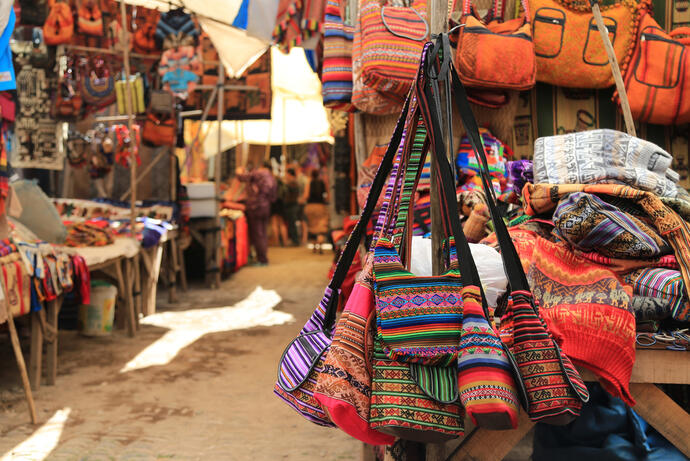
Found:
<box><xmin>409</xmin><ymin>236</ymin><xmax>508</xmax><ymax>307</ymax></box>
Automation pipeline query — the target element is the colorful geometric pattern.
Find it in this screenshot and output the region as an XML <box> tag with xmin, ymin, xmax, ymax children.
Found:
<box><xmin>369</xmin><ymin>339</ymin><xmax>465</xmax><ymax>438</ymax></box>
<box><xmin>457</xmin><ymin>286</ymin><xmax>520</xmax><ymax>429</ymax></box>
<box><xmin>373</xmin><ymin>236</ymin><xmax>463</xmax><ymax>367</ymax></box>
<box><xmin>501</xmin><ymin>290</ymin><xmax>589</xmax><ymax>424</ymax></box>
<box><xmin>625</xmin><ymin>267</ymin><xmax>690</xmax><ymax>322</ymax></box>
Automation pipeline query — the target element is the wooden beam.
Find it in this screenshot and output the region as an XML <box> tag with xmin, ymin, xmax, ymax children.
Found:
<box><xmin>446</xmin><ymin>412</ymin><xmax>534</xmax><ymax>461</ymax></box>
<box><xmin>630</xmin><ymin>383</ymin><xmax>690</xmax><ymax>458</ymax></box>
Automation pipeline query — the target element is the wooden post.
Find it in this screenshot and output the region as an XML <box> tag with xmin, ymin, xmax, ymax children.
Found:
<box><xmin>45</xmin><ymin>298</ymin><xmax>60</xmax><ymax>386</ymax></box>
<box><xmin>590</xmin><ymin>0</ymin><xmax>636</xmax><ymax>137</ymax></box>
<box><xmin>213</xmin><ymin>61</ymin><xmax>225</xmax><ymax>289</ymax></box>
<box><xmin>119</xmin><ymin>0</ymin><xmax>138</xmax><ymax>238</ymax></box>
<box><xmin>29</xmin><ymin>311</ymin><xmax>43</xmax><ymax>390</ymax></box>
<box><xmin>3</xmin><ymin>300</ymin><xmax>38</xmax><ymax>424</ymax></box>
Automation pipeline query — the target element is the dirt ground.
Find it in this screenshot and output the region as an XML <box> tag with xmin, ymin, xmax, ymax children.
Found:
<box><xmin>0</xmin><ymin>247</ymin><xmax>361</xmax><ymax>460</ymax></box>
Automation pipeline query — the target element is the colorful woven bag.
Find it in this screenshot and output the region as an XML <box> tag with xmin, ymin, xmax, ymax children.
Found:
<box><xmin>529</xmin><ymin>0</ymin><xmax>641</xmax><ymax>88</ymax></box>
<box><xmin>274</xmin><ymin>97</ymin><xmax>411</xmax><ymax>426</ymax></box>
<box><xmin>417</xmin><ymin>46</ymin><xmax>525</xmax><ymax>430</ymax></box>
<box><xmin>456</xmin><ymin>0</ymin><xmax>536</xmax><ymax>90</ymax></box>
<box><xmin>359</xmin><ymin>0</ymin><xmax>429</xmax><ymax>100</ymax></box>
<box><xmin>322</xmin><ymin>0</ymin><xmax>354</xmax><ymax>111</ymax></box>
<box><xmin>313</xmin><ymin>259</ymin><xmax>396</xmax><ymax>445</ymax></box>
<box><xmin>620</xmin><ymin>8</ymin><xmax>690</xmax><ymax>125</ymax></box>
<box><xmin>446</xmin><ymin>64</ymin><xmax>590</xmax><ymax>424</ymax></box>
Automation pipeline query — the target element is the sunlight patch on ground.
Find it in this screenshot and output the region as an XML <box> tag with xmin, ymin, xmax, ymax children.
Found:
<box><xmin>121</xmin><ymin>287</ymin><xmax>292</xmax><ymax>372</ymax></box>
<box><xmin>1</xmin><ymin>408</ymin><xmax>71</xmax><ymax>461</ymax></box>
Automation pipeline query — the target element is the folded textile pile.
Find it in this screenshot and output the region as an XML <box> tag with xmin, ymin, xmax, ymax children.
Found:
<box><xmin>478</xmin><ymin>130</ymin><xmax>690</xmax><ymax>408</ymax></box>
<box><xmin>533</xmin><ymin>129</ymin><xmax>680</xmax><ymax>198</ymax></box>
<box><xmin>64</xmin><ymin>222</ymin><xmax>114</xmax><ymax>247</ymax></box>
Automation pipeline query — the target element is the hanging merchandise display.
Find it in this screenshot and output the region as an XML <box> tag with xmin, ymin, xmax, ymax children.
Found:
<box><xmin>77</xmin><ymin>0</ymin><xmax>104</xmax><ymax>36</ymax></box>
<box><xmin>321</xmin><ymin>0</ymin><xmax>354</xmax><ymax>110</ymax></box>
<box><xmin>620</xmin><ymin>7</ymin><xmax>690</xmax><ymax>125</ymax></box>
<box><xmin>13</xmin><ymin>66</ymin><xmax>61</xmax><ymax>170</ymax></box>
<box><xmin>359</xmin><ymin>0</ymin><xmax>428</xmax><ymax>101</ymax></box>
<box><xmin>114</xmin><ymin>124</ymin><xmax>141</xmax><ymax>167</ymax></box>
<box><xmin>80</xmin><ymin>56</ymin><xmax>116</xmax><ymax>110</ymax></box>
<box><xmin>43</xmin><ymin>2</ymin><xmax>74</xmax><ymax>46</ymax></box>
<box><xmin>455</xmin><ymin>0</ymin><xmax>535</xmax><ymax>90</ymax></box>
<box><xmin>115</xmin><ymin>76</ymin><xmax>146</xmax><ymax>114</ymax></box>
<box><xmin>529</xmin><ymin>0</ymin><xmax>641</xmax><ymax>88</ymax></box>
<box><xmin>155</xmin><ymin>9</ymin><xmax>199</xmax><ymax>50</ymax></box>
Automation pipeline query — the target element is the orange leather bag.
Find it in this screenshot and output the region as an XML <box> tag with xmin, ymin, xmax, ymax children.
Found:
<box><xmin>77</xmin><ymin>0</ymin><xmax>103</xmax><ymax>36</ymax></box>
<box><xmin>456</xmin><ymin>0</ymin><xmax>536</xmax><ymax>90</ymax></box>
<box><xmin>529</xmin><ymin>0</ymin><xmax>641</xmax><ymax>88</ymax></box>
<box><xmin>43</xmin><ymin>2</ymin><xmax>74</xmax><ymax>45</ymax></box>
<box><xmin>142</xmin><ymin>113</ymin><xmax>176</xmax><ymax>146</ymax></box>
<box><xmin>620</xmin><ymin>10</ymin><xmax>690</xmax><ymax>125</ymax></box>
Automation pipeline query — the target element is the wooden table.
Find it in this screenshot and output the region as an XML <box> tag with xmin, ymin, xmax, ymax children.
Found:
<box><xmin>368</xmin><ymin>349</ymin><xmax>690</xmax><ymax>460</ymax></box>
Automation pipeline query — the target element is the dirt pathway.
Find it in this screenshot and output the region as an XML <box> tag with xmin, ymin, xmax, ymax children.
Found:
<box><xmin>0</xmin><ymin>248</ymin><xmax>360</xmax><ymax>460</ymax></box>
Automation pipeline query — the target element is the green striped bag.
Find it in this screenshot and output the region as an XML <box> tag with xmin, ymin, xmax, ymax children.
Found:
<box><xmin>369</xmin><ymin>339</ymin><xmax>465</xmax><ymax>443</ymax></box>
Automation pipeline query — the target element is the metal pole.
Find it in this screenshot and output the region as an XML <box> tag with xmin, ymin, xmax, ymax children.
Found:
<box><xmin>119</xmin><ymin>0</ymin><xmax>137</xmax><ymax>237</ymax></box>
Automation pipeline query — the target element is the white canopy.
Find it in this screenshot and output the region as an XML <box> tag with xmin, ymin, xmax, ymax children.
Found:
<box><xmin>201</xmin><ymin>47</ymin><xmax>334</xmax><ymax>154</ymax></box>
<box><xmin>123</xmin><ymin>0</ymin><xmax>268</xmax><ymax>77</ymax></box>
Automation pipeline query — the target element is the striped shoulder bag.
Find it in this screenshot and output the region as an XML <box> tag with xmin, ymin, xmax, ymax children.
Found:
<box><xmin>274</xmin><ymin>97</ymin><xmax>411</xmax><ymax>426</ymax></box>
<box><xmin>445</xmin><ymin>58</ymin><xmax>591</xmax><ymax>424</ymax></box>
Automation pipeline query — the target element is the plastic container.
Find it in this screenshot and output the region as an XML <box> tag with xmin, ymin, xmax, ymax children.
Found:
<box><xmin>78</xmin><ymin>281</ymin><xmax>117</xmax><ymax>336</ymax></box>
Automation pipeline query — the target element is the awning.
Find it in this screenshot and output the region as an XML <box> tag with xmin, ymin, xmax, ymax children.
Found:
<box><xmin>200</xmin><ymin>47</ymin><xmax>333</xmax><ymax>154</ymax></box>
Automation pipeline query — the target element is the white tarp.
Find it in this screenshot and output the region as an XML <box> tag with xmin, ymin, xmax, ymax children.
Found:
<box><xmin>123</xmin><ymin>0</ymin><xmax>268</xmax><ymax>77</ymax></box>
<box><xmin>200</xmin><ymin>47</ymin><xmax>333</xmax><ymax>154</ymax></box>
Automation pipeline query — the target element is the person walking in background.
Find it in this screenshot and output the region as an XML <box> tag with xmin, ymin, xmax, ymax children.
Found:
<box><xmin>270</xmin><ymin>170</ymin><xmax>289</xmax><ymax>246</ymax></box>
<box><xmin>302</xmin><ymin>168</ymin><xmax>329</xmax><ymax>253</ymax></box>
<box><xmin>282</xmin><ymin>168</ymin><xmax>301</xmax><ymax>246</ymax></box>
<box><xmin>236</xmin><ymin>161</ymin><xmax>277</xmax><ymax>265</ymax></box>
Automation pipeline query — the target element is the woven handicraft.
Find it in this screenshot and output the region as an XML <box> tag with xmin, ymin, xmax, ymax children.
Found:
<box><xmin>457</xmin><ymin>286</ymin><xmax>521</xmax><ymax>429</ymax></box>
<box><xmin>369</xmin><ymin>339</ymin><xmax>465</xmax><ymax>442</ymax></box>
<box><xmin>373</xmin><ymin>236</ymin><xmax>463</xmax><ymax>367</ymax></box>
<box><xmin>322</xmin><ymin>0</ymin><xmax>354</xmax><ymax>110</ymax></box>
<box><xmin>359</xmin><ymin>0</ymin><xmax>428</xmax><ymax>99</ymax></box>
<box><xmin>314</xmin><ymin>278</ymin><xmax>396</xmax><ymax>445</ymax></box>
<box><xmin>274</xmin><ymin>287</ymin><xmax>337</xmax><ymax>427</ymax></box>
<box><xmin>530</xmin><ymin>0</ymin><xmax>641</xmax><ymax>88</ymax></box>
<box><xmin>554</xmin><ymin>192</ymin><xmax>671</xmax><ymax>259</ymax></box>
<box><xmin>621</xmin><ymin>9</ymin><xmax>690</xmax><ymax>125</ymax></box>
<box><xmin>500</xmin><ymin>290</ymin><xmax>590</xmax><ymax>424</ymax></box>
<box><xmin>625</xmin><ymin>268</ymin><xmax>690</xmax><ymax>322</ymax></box>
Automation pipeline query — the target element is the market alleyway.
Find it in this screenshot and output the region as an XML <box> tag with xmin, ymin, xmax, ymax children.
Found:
<box><xmin>0</xmin><ymin>248</ymin><xmax>360</xmax><ymax>460</ymax></box>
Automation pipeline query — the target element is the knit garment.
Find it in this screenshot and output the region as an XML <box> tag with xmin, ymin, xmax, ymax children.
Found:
<box><xmin>533</xmin><ymin>129</ymin><xmax>679</xmax><ymax>198</ymax></box>
<box><xmin>527</xmin><ymin>237</ymin><xmax>636</xmax><ymax>407</ymax></box>
<box><xmin>624</xmin><ymin>268</ymin><xmax>689</xmax><ymax>322</ymax></box>
<box><xmin>524</xmin><ymin>183</ymin><xmax>690</xmax><ymax>314</ymax></box>
<box><xmin>554</xmin><ymin>192</ymin><xmax>671</xmax><ymax>259</ymax></box>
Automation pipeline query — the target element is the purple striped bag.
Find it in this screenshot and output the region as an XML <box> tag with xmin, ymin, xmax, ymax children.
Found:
<box><xmin>274</xmin><ymin>97</ymin><xmax>411</xmax><ymax>426</ymax></box>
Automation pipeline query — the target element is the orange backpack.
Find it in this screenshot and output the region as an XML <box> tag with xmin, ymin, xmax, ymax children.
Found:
<box><xmin>43</xmin><ymin>2</ymin><xmax>74</xmax><ymax>45</ymax></box>
<box><xmin>78</xmin><ymin>0</ymin><xmax>103</xmax><ymax>36</ymax></box>
<box><xmin>620</xmin><ymin>10</ymin><xmax>690</xmax><ymax>125</ymax></box>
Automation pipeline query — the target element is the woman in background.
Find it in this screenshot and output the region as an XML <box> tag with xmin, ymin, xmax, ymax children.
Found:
<box><xmin>302</xmin><ymin>169</ymin><xmax>329</xmax><ymax>253</ymax></box>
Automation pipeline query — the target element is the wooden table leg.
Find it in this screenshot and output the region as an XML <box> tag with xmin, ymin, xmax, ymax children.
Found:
<box><xmin>45</xmin><ymin>298</ymin><xmax>60</xmax><ymax>386</ymax></box>
<box><xmin>177</xmin><ymin>240</ymin><xmax>188</xmax><ymax>292</ymax></box>
<box><xmin>132</xmin><ymin>253</ymin><xmax>142</xmax><ymax>327</ymax></box>
<box><xmin>3</xmin><ymin>303</ymin><xmax>38</xmax><ymax>424</ymax></box>
<box><xmin>168</xmin><ymin>238</ymin><xmax>178</xmax><ymax>304</ymax></box>
<box><xmin>630</xmin><ymin>383</ymin><xmax>690</xmax><ymax>458</ymax></box>
<box><xmin>29</xmin><ymin>311</ymin><xmax>43</xmax><ymax>390</ymax></box>
<box><xmin>115</xmin><ymin>259</ymin><xmax>136</xmax><ymax>337</ymax></box>
<box><xmin>446</xmin><ymin>411</ymin><xmax>535</xmax><ymax>461</ymax></box>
